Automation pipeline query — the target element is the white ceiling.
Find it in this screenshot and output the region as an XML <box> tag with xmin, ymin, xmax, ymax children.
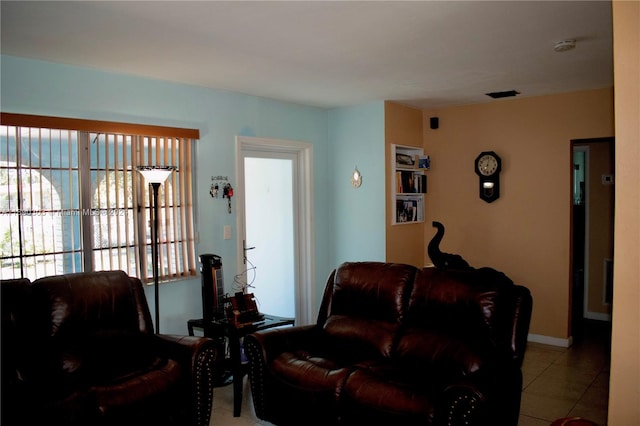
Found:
<box><xmin>1</xmin><ymin>1</ymin><xmax>613</xmax><ymax>109</ymax></box>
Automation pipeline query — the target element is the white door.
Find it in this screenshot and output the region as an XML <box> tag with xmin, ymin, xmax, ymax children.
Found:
<box><xmin>235</xmin><ymin>136</ymin><xmax>315</xmax><ymax>325</ymax></box>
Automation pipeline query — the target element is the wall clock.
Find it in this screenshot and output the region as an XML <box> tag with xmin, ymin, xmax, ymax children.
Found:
<box><xmin>474</xmin><ymin>151</ymin><xmax>501</xmax><ymax>203</ymax></box>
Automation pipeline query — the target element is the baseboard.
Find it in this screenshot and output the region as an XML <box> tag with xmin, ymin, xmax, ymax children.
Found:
<box><xmin>527</xmin><ymin>333</ymin><xmax>573</xmax><ymax>348</ymax></box>
<box><xmin>585</xmin><ymin>311</ymin><xmax>611</xmax><ymax>321</ymax></box>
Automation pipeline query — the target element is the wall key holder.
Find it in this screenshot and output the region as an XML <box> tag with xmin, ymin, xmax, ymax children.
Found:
<box><xmin>211</xmin><ymin>176</ymin><xmax>233</xmax><ymax>213</ymax></box>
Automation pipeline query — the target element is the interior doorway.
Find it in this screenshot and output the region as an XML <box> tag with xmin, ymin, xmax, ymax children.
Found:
<box><xmin>235</xmin><ymin>136</ymin><xmax>315</xmax><ymax>325</ymax></box>
<box><xmin>570</xmin><ymin>137</ymin><xmax>614</xmax><ymax>342</ymax></box>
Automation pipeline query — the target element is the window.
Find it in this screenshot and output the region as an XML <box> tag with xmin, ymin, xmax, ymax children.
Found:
<box><xmin>0</xmin><ymin>113</ymin><xmax>198</xmax><ymax>283</ymax></box>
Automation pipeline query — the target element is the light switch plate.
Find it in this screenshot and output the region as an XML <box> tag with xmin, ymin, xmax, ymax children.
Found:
<box><xmin>224</xmin><ymin>225</ymin><xmax>232</xmax><ymax>240</ymax></box>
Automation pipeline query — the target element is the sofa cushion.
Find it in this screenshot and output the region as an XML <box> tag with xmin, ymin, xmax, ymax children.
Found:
<box><xmin>396</xmin><ymin>329</ymin><xmax>488</xmax><ymax>376</ymax></box>
<box><xmin>324</xmin><ymin>262</ymin><xmax>417</xmax><ymax>358</ymax></box>
<box><xmin>62</xmin><ymin>332</ymin><xmax>162</xmax><ymax>385</ymax></box>
<box><xmin>270</xmin><ymin>351</ymin><xmax>351</xmax><ymax>391</ymax></box>
<box><xmin>262</xmin><ymin>350</ymin><xmax>353</xmax><ymax>426</ymax></box>
<box><xmin>396</xmin><ymin>268</ymin><xmax>499</xmax><ymax>375</ymax></box>
<box><xmin>323</xmin><ymin>315</ymin><xmax>401</xmax><ymax>362</ymax></box>
<box><xmin>33</xmin><ymin>271</ymin><xmax>146</xmax><ymax>339</ymax></box>
<box><xmin>25</xmin><ymin>271</ymin><xmax>157</xmax><ymax>386</ymax></box>
<box><xmin>341</xmin><ymin>364</ymin><xmax>437</xmax><ymax>424</ymax></box>
<box><xmin>89</xmin><ymin>358</ymin><xmax>182</xmax><ymax>415</ymax></box>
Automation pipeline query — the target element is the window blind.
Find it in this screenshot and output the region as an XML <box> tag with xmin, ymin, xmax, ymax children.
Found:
<box><xmin>0</xmin><ymin>113</ymin><xmax>198</xmax><ymax>282</ymax></box>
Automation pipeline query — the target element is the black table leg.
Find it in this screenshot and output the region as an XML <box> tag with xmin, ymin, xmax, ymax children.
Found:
<box><xmin>228</xmin><ymin>331</ymin><xmax>243</xmax><ymax>417</ymax></box>
<box><xmin>186</xmin><ymin>315</ymin><xmax>294</xmax><ymax>418</ymax></box>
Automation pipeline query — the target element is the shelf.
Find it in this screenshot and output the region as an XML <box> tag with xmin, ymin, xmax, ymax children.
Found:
<box><xmin>391</xmin><ymin>144</ymin><xmax>427</xmax><ymax>225</ymax></box>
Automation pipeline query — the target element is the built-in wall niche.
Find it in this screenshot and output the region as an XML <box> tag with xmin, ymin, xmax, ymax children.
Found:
<box><xmin>390</xmin><ymin>144</ymin><xmax>428</xmax><ymax>225</ymax></box>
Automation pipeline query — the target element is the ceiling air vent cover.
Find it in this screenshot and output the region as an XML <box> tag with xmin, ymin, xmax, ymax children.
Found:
<box><xmin>486</xmin><ymin>90</ymin><xmax>520</xmax><ymax>99</ymax></box>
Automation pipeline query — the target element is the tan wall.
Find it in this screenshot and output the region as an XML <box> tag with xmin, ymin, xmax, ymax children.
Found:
<box><xmin>384</xmin><ymin>101</ymin><xmax>425</xmax><ymax>267</ymax></box>
<box><xmin>609</xmin><ymin>1</ymin><xmax>640</xmax><ymax>424</ymax></box>
<box><xmin>423</xmin><ymin>88</ymin><xmax>614</xmax><ymax>339</ymax></box>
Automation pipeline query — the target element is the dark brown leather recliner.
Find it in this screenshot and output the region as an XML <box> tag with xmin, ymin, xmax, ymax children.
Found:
<box><xmin>245</xmin><ymin>262</ymin><xmax>532</xmax><ymax>426</ymax></box>
<box><xmin>1</xmin><ymin>271</ymin><xmax>217</xmax><ymax>426</ymax></box>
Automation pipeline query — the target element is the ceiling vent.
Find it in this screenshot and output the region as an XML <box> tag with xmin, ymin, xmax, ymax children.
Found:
<box><xmin>554</xmin><ymin>39</ymin><xmax>576</xmax><ymax>52</ymax></box>
<box><xmin>486</xmin><ymin>90</ymin><xmax>520</xmax><ymax>99</ymax></box>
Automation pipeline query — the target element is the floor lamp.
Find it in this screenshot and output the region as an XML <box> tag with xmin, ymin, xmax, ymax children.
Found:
<box><xmin>136</xmin><ymin>165</ymin><xmax>176</xmax><ymax>334</ymax></box>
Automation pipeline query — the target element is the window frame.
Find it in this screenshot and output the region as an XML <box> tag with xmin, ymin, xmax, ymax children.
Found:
<box><xmin>0</xmin><ymin>112</ymin><xmax>199</xmax><ymax>283</ymax></box>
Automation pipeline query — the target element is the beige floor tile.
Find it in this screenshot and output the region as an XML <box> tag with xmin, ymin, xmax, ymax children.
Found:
<box><xmin>518</xmin><ymin>414</ymin><xmax>553</xmax><ymax>426</ymax></box>
<box><xmin>578</xmin><ymin>384</ymin><xmax>609</xmax><ymax>410</ymax></box>
<box><xmin>519</xmin><ymin>391</ymin><xmax>575</xmax><ymax>421</ymax></box>
<box><xmin>553</xmin><ymin>351</ymin><xmax>608</xmax><ymax>374</ymax></box>
<box><xmin>525</xmin><ymin>373</ymin><xmax>589</xmax><ymax>402</ymax></box>
<box><xmin>547</xmin><ymin>362</ymin><xmax>600</xmax><ymax>381</ymax></box>
<box><xmin>591</xmin><ymin>371</ymin><xmax>610</xmax><ymax>390</ymax></box>
<box><xmin>210</xmin><ymin>377</ymin><xmax>276</xmax><ymax>426</ymax></box>
<box><xmin>568</xmin><ymin>403</ymin><xmax>608</xmax><ymax>426</ymax></box>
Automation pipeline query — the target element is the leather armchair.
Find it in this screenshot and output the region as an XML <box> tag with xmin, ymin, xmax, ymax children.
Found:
<box><xmin>245</xmin><ymin>262</ymin><xmax>532</xmax><ymax>426</ymax></box>
<box><xmin>1</xmin><ymin>271</ymin><xmax>216</xmax><ymax>426</ymax></box>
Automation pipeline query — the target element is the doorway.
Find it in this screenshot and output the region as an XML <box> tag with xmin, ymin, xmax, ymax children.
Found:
<box><xmin>570</xmin><ymin>137</ymin><xmax>614</xmax><ymax>342</ymax></box>
<box><xmin>235</xmin><ymin>136</ymin><xmax>315</xmax><ymax>325</ymax></box>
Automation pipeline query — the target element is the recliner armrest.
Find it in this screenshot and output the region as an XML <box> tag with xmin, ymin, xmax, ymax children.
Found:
<box><xmin>154</xmin><ymin>334</ymin><xmax>217</xmax><ymax>426</ymax></box>
<box><xmin>245</xmin><ymin>324</ymin><xmax>320</xmax><ymax>364</ymax></box>
<box><xmin>155</xmin><ymin>334</ymin><xmax>216</xmax><ymax>372</ymax></box>
<box><xmin>244</xmin><ymin>324</ymin><xmax>320</xmax><ymax>420</ymax></box>
<box><xmin>437</xmin><ymin>381</ymin><xmax>487</xmax><ymax>426</ymax></box>
<box><xmin>437</xmin><ymin>361</ymin><xmax>522</xmax><ymax>426</ymax></box>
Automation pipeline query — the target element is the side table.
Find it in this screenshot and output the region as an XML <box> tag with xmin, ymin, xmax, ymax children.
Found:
<box><xmin>187</xmin><ymin>314</ymin><xmax>294</xmax><ymax>417</ymax></box>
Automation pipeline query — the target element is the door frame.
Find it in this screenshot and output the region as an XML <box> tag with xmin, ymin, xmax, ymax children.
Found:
<box><xmin>235</xmin><ymin>136</ymin><xmax>315</xmax><ymax>325</ymax></box>
<box><xmin>570</xmin><ymin>136</ymin><xmax>615</xmax><ymax>339</ymax></box>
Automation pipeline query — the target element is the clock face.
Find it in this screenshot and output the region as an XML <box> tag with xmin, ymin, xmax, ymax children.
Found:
<box><xmin>477</xmin><ymin>154</ymin><xmax>499</xmax><ymax>176</ymax></box>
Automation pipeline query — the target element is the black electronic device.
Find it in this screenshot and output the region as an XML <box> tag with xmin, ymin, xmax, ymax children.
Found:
<box><xmin>225</xmin><ymin>292</ymin><xmax>263</xmax><ymax>327</ymax></box>
<box><xmin>200</xmin><ymin>253</ymin><xmax>225</xmax><ymax>321</ymax></box>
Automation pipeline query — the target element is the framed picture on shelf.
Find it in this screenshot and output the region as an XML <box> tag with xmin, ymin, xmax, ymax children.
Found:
<box><xmin>418</xmin><ymin>155</ymin><xmax>431</xmax><ymax>170</ymax></box>
<box><xmin>395</xmin><ymin>153</ymin><xmax>415</xmax><ymax>168</ymax></box>
<box><xmin>396</xmin><ymin>199</ymin><xmax>418</xmax><ymax>223</ymax></box>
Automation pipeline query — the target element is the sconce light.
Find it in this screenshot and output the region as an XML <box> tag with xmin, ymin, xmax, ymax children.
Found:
<box><xmin>351</xmin><ymin>166</ymin><xmax>362</xmax><ymax>188</ymax></box>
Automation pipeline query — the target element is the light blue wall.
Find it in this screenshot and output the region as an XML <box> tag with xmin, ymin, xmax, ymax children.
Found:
<box><xmin>328</xmin><ymin>103</ymin><xmax>386</xmax><ymax>266</ymax></box>
<box><xmin>0</xmin><ymin>55</ymin><xmax>385</xmax><ymax>333</ymax></box>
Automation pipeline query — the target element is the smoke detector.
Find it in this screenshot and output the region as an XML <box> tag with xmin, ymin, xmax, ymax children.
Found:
<box><xmin>554</xmin><ymin>39</ymin><xmax>576</xmax><ymax>52</ymax></box>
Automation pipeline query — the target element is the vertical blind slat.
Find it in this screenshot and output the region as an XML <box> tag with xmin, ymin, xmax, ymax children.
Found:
<box><xmin>159</xmin><ymin>137</ymin><xmax>168</xmax><ymax>277</ymax></box>
<box><xmin>67</xmin><ymin>131</ymin><xmax>76</xmax><ymax>272</ymax></box>
<box><xmin>171</xmin><ymin>138</ymin><xmax>180</xmax><ymax>276</ymax></box>
<box><xmin>134</xmin><ymin>135</ymin><xmax>145</xmax><ymax>281</ymax></box>
<box><xmin>185</xmin><ymin>139</ymin><xmax>195</xmax><ymax>274</ymax></box>
<box><xmin>106</xmin><ymin>134</ymin><xmax>114</xmax><ymax>271</ymax></box>
<box><xmin>27</xmin><ymin>129</ymin><xmax>35</xmax><ymax>275</ymax></box>
<box><xmin>123</xmin><ymin>135</ymin><xmax>131</xmax><ymax>275</ymax></box>
<box><xmin>178</xmin><ymin>139</ymin><xmax>189</xmax><ymax>273</ymax></box>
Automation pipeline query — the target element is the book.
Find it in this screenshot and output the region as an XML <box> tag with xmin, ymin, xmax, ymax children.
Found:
<box><xmin>418</xmin><ymin>155</ymin><xmax>431</xmax><ymax>170</ymax></box>
<box><xmin>400</xmin><ymin>171</ymin><xmax>416</xmax><ymax>193</ymax></box>
<box><xmin>396</xmin><ymin>198</ymin><xmax>420</xmax><ymax>223</ymax></box>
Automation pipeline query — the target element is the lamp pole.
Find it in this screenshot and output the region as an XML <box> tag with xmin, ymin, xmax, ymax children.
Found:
<box><xmin>136</xmin><ymin>166</ymin><xmax>175</xmax><ymax>334</ymax></box>
<box><xmin>150</xmin><ymin>181</ymin><xmax>161</xmax><ymax>334</ymax></box>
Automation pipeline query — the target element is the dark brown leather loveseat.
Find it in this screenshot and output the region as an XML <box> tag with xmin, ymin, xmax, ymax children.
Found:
<box><xmin>245</xmin><ymin>262</ymin><xmax>532</xmax><ymax>426</ymax></box>
<box><xmin>1</xmin><ymin>271</ymin><xmax>216</xmax><ymax>426</ymax></box>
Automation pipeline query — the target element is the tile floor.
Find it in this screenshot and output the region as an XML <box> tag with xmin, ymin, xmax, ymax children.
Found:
<box><xmin>519</xmin><ymin>320</ymin><xmax>611</xmax><ymax>426</ymax></box>
<box><xmin>209</xmin><ymin>320</ymin><xmax>611</xmax><ymax>426</ymax></box>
